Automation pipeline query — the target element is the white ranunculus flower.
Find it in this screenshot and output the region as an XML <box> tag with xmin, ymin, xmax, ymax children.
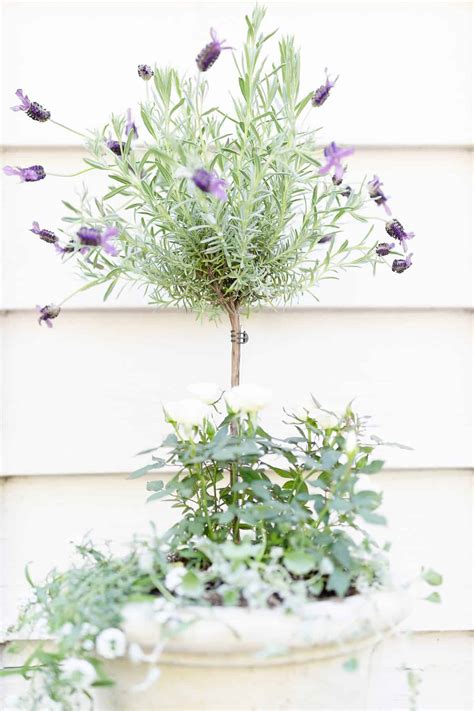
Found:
<box><xmin>59</xmin><ymin>657</ymin><xmax>97</xmax><ymax>689</ymax></box>
<box><xmin>164</xmin><ymin>565</ymin><xmax>186</xmax><ymax>592</ymax></box>
<box><xmin>187</xmin><ymin>382</ymin><xmax>221</xmax><ymax>405</ymax></box>
<box><xmin>95</xmin><ymin>627</ymin><xmax>127</xmax><ymax>659</ymax></box>
<box><xmin>163</xmin><ymin>399</ymin><xmax>208</xmax><ymax>428</ymax></box>
<box><xmin>225</xmin><ymin>384</ymin><xmax>271</xmax><ymax>414</ymax></box>
<box><xmin>311</xmin><ymin>408</ymin><xmax>338</xmax><ymax>430</ymax></box>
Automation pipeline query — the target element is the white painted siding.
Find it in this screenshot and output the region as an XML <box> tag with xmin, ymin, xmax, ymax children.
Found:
<box><xmin>1</xmin><ymin>1</ymin><xmax>472</xmax><ymax>709</ymax></box>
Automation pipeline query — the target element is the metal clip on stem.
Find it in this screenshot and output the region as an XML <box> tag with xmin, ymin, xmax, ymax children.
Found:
<box><xmin>230</xmin><ymin>330</ymin><xmax>249</xmax><ymax>344</ymax></box>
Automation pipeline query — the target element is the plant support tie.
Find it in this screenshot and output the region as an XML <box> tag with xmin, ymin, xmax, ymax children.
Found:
<box><xmin>230</xmin><ymin>330</ymin><xmax>249</xmax><ymax>344</ymax></box>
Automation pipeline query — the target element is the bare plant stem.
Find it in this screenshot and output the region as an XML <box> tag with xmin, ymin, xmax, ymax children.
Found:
<box><xmin>228</xmin><ymin>303</ymin><xmax>242</xmax><ymax>542</ymax></box>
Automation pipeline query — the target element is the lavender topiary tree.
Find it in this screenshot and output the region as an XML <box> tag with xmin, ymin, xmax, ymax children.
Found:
<box><xmin>5</xmin><ymin>5</ymin><xmax>413</xmax><ymax>389</ymax></box>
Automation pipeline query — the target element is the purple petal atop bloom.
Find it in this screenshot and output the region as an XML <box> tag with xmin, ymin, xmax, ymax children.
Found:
<box><xmin>368</xmin><ymin>175</ymin><xmax>391</xmax><ymax>215</ymax></box>
<box><xmin>11</xmin><ymin>89</ymin><xmax>31</xmax><ymax>112</ymax></box>
<box><xmin>30</xmin><ymin>221</ymin><xmax>58</xmax><ymax>244</ymax></box>
<box><xmin>77</xmin><ymin>225</ymin><xmax>119</xmax><ymax>256</ymax></box>
<box><xmin>312</xmin><ymin>69</ymin><xmax>338</xmax><ymax>107</ymax></box>
<box><xmin>192</xmin><ymin>169</ymin><xmax>228</xmax><ymax>201</ymax></box>
<box><xmin>385</xmin><ymin>219</ymin><xmax>414</xmax><ymax>253</ymax></box>
<box><xmin>392</xmin><ymin>253</ymin><xmax>413</xmax><ymax>274</ymax></box>
<box><xmin>196</xmin><ymin>28</ymin><xmax>233</xmax><ymax>72</ymax></box>
<box><xmin>125</xmin><ymin>108</ymin><xmax>138</xmax><ymax>139</ymax></box>
<box><xmin>11</xmin><ymin>89</ymin><xmax>50</xmax><ymax>122</ymax></box>
<box><xmin>3</xmin><ymin>165</ymin><xmax>45</xmax><ymax>182</ymax></box>
<box><xmin>376</xmin><ymin>242</ymin><xmax>395</xmax><ymax>256</ymax></box>
<box><xmin>36</xmin><ymin>303</ymin><xmax>60</xmax><ymax>328</ymax></box>
<box><xmin>138</xmin><ymin>64</ymin><xmax>154</xmax><ymax>80</ymax></box>
<box><xmin>319</xmin><ymin>142</ymin><xmax>354</xmax><ymax>180</ymax></box>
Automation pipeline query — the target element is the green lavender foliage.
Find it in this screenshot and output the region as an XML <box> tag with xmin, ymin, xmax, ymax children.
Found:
<box><xmin>62</xmin><ymin>6</ymin><xmax>379</xmax><ymax>318</ymax></box>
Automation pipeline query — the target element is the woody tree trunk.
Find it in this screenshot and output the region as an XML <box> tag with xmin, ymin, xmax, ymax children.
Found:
<box><xmin>229</xmin><ymin>304</ymin><xmax>242</xmax><ymax>388</ymax></box>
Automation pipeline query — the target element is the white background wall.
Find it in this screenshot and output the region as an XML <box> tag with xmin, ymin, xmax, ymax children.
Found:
<box><xmin>1</xmin><ymin>1</ymin><xmax>472</xmax><ymax>709</ymax></box>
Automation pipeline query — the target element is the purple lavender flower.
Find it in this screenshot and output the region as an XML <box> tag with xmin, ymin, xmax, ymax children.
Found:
<box><xmin>192</xmin><ymin>169</ymin><xmax>228</xmax><ymax>201</ymax></box>
<box><xmin>318</xmin><ymin>234</ymin><xmax>335</xmax><ymax>244</ymax></box>
<box><xmin>375</xmin><ymin>242</ymin><xmax>395</xmax><ymax>256</ymax></box>
<box><xmin>196</xmin><ymin>28</ymin><xmax>232</xmax><ymax>72</ymax></box>
<box><xmin>11</xmin><ymin>89</ymin><xmax>50</xmax><ymax>122</ymax></box>
<box><xmin>138</xmin><ymin>64</ymin><xmax>154</xmax><ymax>80</ymax></box>
<box><xmin>3</xmin><ymin>165</ymin><xmax>45</xmax><ymax>182</ymax></box>
<box><xmin>368</xmin><ymin>175</ymin><xmax>391</xmax><ymax>215</ymax></box>
<box><xmin>36</xmin><ymin>304</ymin><xmax>60</xmax><ymax>328</ymax></box>
<box><xmin>318</xmin><ymin>142</ymin><xmax>354</xmax><ymax>182</ymax></box>
<box><xmin>332</xmin><ymin>168</ymin><xmax>346</xmax><ymax>186</ymax></box>
<box><xmin>77</xmin><ymin>226</ymin><xmax>119</xmax><ymax>256</ymax></box>
<box><xmin>30</xmin><ymin>221</ymin><xmax>58</xmax><ymax>244</ymax></box>
<box><xmin>340</xmin><ymin>185</ymin><xmax>352</xmax><ymax>198</ymax></box>
<box><xmin>392</xmin><ymin>253</ymin><xmax>413</xmax><ymax>274</ymax></box>
<box><xmin>311</xmin><ymin>69</ymin><xmax>338</xmax><ymax>107</ymax></box>
<box><xmin>125</xmin><ymin>108</ymin><xmax>138</xmax><ymax>139</ymax></box>
<box><xmin>54</xmin><ymin>241</ymin><xmax>76</xmax><ymax>256</ymax></box>
<box><xmin>106</xmin><ymin>139</ymin><xmax>125</xmax><ymax>156</ymax></box>
<box><xmin>385</xmin><ymin>219</ymin><xmax>414</xmax><ymax>252</ymax></box>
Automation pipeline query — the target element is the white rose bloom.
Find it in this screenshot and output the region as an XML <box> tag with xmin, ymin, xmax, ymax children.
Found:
<box><xmin>163</xmin><ymin>399</ymin><xmax>208</xmax><ymax>428</ymax></box>
<box><xmin>225</xmin><ymin>384</ymin><xmax>271</xmax><ymax>414</ymax></box>
<box><xmin>137</xmin><ymin>548</ymin><xmax>155</xmax><ymax>574</ymax></box>
<box><xmin>59</xmin><ymin>658</ymin><xmax>97</xmax><ymax>689</ymax></box>
<box><xmin>187</xmin><ymin>382</ymin><xmax>221</xmax><ymax>405</ymax></box>
<box><xmin>95</xmin><ymin>627</ymin><xmax>127</xmax><ymax>659</ymax></box>
<box><xmin>312</xmin><ymin>408</ymin><xmax>338</xmax><ymax>430</ymax></box>
<box><xmin>164</xmin><ymin>565</ymin><xmax>186</xmax><ymax>592</ymax></box>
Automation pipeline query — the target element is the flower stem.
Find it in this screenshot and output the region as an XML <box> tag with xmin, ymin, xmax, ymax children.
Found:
<box><xmin>50</xmin><ymin>119</ymin><xmax>87</xmax><ymax>139</ymax></box>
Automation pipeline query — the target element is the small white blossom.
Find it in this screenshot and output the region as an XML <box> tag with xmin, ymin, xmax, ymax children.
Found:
<box><xmin>95</xmin><ymin>627</ymin><xmax>127</xmax><ymax>659</ymax></box>
<box><xmin>319</xmin><ymin>557</ymin><xmax>335</xmax><ymax>575</ymax></box>
<box><xmin>59</xmin><ymin>622</ymin><xmax>73</xmax><ymax>637</ymax></box>
<box><xmin>163</xmin><ymin>399</ymin><xmax>208</xmax><ymax>428</ymax></box>
<box><xmin>82</xmin><ymin>639</ymin><xmax>94</xmax><ymax>651</ymax></box>
<box><xmin>187</xmin><ymin>382</ymin><xmax>221</xmax><ymax>404</ymax></box>
<box><xmin>80</xmin><ymin>622</ymin><xmax>98</xmax><ymax>637</ymax></box>
<box><xmin>59</xmin><ymin>657</ymin><xmax>97</xmax><ymax>689</ymax></box>
<box><xmin>225</xmin><ymin>384</ymin><xmax>271</xmax><ymax>414</ymax></box>
<box><xmin>137</xmin><ymin>548</ymin><xmax>155</xmax><ymax>574</ymax></box>
<box><xmin>164</xmin><ymin>565</ymin><xmax>186</xmax><ymax>592</ymax></box>
<box><xmin>269</xmin><ymin>546</ymin><xmax>284</xmax><ymax>560</ymax></box>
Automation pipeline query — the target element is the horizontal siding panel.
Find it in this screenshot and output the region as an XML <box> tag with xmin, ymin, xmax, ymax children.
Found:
<box><xmin>1</xmin><ymin>3</ymin><xmax>472</xmax><ymax>146</ymax></box>
<box><xmin>1</xmin><ymin>147</ymin><xmax>472</xmax><ymax>310</ymax></box>
<box><xmin>1</xmin><ymin>470</ymin><xmax>472</xmax><ymax>635</ymax></box>
<box><xmin>2</xmin><ymin>309</ymin><xmax>472</xmax><ymax>474</ymax></box>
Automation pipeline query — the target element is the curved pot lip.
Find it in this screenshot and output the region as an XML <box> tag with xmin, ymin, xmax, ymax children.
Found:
<box><xmin>121</xmin><ymin>587</ymin><xmax>414</xmax><ymax>663</ymax></box>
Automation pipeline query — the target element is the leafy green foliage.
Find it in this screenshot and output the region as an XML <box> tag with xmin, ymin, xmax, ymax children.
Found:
<box><xmin>59</xmin><ymin>6</ymin><xmax>388</xmax><ymax>319</ymax></box>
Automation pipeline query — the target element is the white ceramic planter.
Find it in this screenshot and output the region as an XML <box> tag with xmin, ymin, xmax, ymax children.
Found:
<box><xmin>94</xmin><ymin>589</ymin><xmax>412</xmax><ymax>711</ymax></box>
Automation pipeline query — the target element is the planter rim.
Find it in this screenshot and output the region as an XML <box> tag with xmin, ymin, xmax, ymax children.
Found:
<box><xmin>121</xmin><ymin>587</ymin><xmax>413</xmax><ymax>667</ymax></box>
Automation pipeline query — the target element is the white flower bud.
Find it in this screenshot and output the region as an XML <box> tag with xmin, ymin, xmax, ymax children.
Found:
<box><xmin>225</xmin><ymin>384</ymin><xmax>271</xmax><ymax>414</ymax></box>
<box><xmin>187</xmin><ymin>382</ymin><xmax>221</xmax><ymax>405</ymax></box>
<box><xmin>59</xmin><ymin>658</ymin><xmax>97</xmax><ymax>689</ymax></box>
<box><xmin>163</xmin><ymin>399</ymin><xmax>208</xmax><ymax>428</ymax></box>
<box><xmin>312</xmin><ymin>408</ymin><xmax>338</xmax><ymax>430</ymax></box>
<box><xmin>164</xmin><ymin>565</ymin><xmax>186</xmax><ymax>591</ymax></box>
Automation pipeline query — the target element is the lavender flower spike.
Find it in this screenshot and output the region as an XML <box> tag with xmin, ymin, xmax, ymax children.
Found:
<box><xmin>3</xmin><ymin>165</ymin><xmax>46</xmax><ymax>182</ymax></box>
<box><xmin>192</xmin><ymin>169</ymin><xmax>228</xmax><ymax>201</ymax></box>
<box><xmin>106</xmin><ymin>138</ymin><xmax>125</xmax><ymax>156</ymax></box>
<box><xmin>368</xmin><ymin>175</ymin><xmax>391</xmax><ymax>216</ymax></box>
<box><xmin>125</xmin><ymin>109</ymin><xmax>138</xmax><ymax>139</ymax></box>
<box><xmin>312</xmin><ymin>69</ymin><xmax>338</xmax><ymax>107</ymax></box>
<box><xmin>36</xmin><ymin>304</ymin><xmax>60</xmax><ymax>328</ymax></box>
<box><xmin>318</xmin><ymin>142</ymin><xmax>354</xmax><ymax>182</ymax></box>
<box><xmin>196</xmin><ymin>28</ymin><xmax>233</xmax><ymax>72</ymax></box>
<box><xmin>375</xmin><ymin>242</ymin><xmax>395</xmax><ymax>257</ymax></box>
<box><xmin>77</xmin><ymin>226</ymin><xmax>119</xmax><ymax>256</ymax></box>
<box><xmin>138</xmin><ymin>64</ymin><xmax>154</xmax><ymax>80</ymax></box>
<box><xmin>11</xmin><ymin>89</ymin><xmax>50</xmax><ymax>122</ymax></box>
<box><xmin>392</xmin><ymin>253</ymin><xmax>413</xmax><ymax>274</ymax></box>
<box><xmin>385</xmin><ymin>219</ymin><xmax>415</xmax><ymax>253</ymax></box>
<box><xmin>31</xmin><ymin>221</ymin><xmax>58</xmax><ymax>244</ymax></box>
